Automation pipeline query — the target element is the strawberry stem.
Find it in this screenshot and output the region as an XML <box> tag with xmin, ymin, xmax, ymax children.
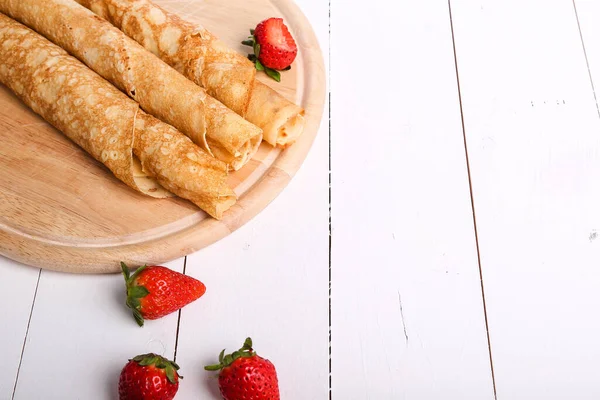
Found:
<box><xmin>121</xmin><ymin>262</ymin><xmax>150</xmax><ymax>327</ymax></box>
<box><xmin>204</xmin><ymin>337</ymin><xmax>256</xmax><ymax>371</ymax></box>
<box><xmin>131</xmin><ymin>353</ymin><xmax>182</xmax><ymax>384</ymax></box>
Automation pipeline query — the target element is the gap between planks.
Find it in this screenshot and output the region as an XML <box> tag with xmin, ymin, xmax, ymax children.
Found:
<box><xmin>11</xmin><ymin>268</ymin><xmax>42</xmax><ymax>400</ymax></box>
<box><xmin>447</xmin><ymin>1</ymin><xmax>498</xmax><ymax>399</ymax></box>
<box><xmin>572</xmin><ymin>0</ymin><xmax>600</xmax><ymax>119</ymax></box>
<box><xmin>328</xmin><ymin>0</ymin><xmax>332</xmax><ymax>399</ymax></box>
<box><xmin>173</xmin><ymin>256</ymin><xmax>187</xmax><ymax>363</ymax></box>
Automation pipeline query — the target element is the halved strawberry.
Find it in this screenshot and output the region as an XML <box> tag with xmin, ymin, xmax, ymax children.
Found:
<box><xmin>242</xmin><ymin>18</ymin><xmax>298</xmax><ymax>81</ymax></box>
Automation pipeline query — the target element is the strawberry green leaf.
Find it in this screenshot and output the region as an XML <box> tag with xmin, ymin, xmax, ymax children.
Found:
<box><xmin>241</xmin><ymin>39</ymin><xmax>254</xmax><ymax>46</ymax></box>
<box><xmin>132</xmin><ymin>354</ymin><xmax>181</xmax><ymax>383</ymax></box>
<box><xmin>132</xmin><ymin>354</ymin><xmax>149</xmax><ymax>362</ymax></box>
<box><xmin>132</xmin><ymin>308</ymin><xmax>144</xmax><ymax>327</ymax></box>
<box><xmin>165</xmin><ymin>367</ymin><xmax>176</xmax><ymax>384</ymax></box>
<box><xmin>243</xmin><ymin>337</ymin><xmax>253</xmax><ymax>350</ymax></box>
<box><xmin>231</xmin><ymin>351</ymin><xmax>242</xmax><ymax>362</ymax></box>
<box><xmin>127</xmin><ymin>297</ymin><xmax>140</xmax><ymax>309</ymax></box>
<box><xmin>121</xmin><ymin>262</ymin><xmax>131</xmax><ymax>280</ymax></box>
<box><xmin>128</xmin><ymin>286</ymin><xmax>149</xmax><ymax>299</ymax></box>
<box><xmin>139</xmin><ymin>357</ymin><xmax>155</xmax><ymax>366</ymax></box>
<box><xmin>264</xmin><ymin>67</ymin><xmax>281</xmax><ymax>82</ymax></box>
<box><xmin>219</xmin><ymin>349</ymin><xmax>225</xmax><ymax>363</ymax></box>
<box><xmin>250</xmin><ymin>28</ymin><xmax>255</xmax><ymax>35</ymax></box>
<box><xmin>128</xmin><ymin>264</ymin><xmax>148</xmax><ymax>282</ymax></box>
<box><xmin>253</xmin><ymin>43</ymin><xmax>261</xmax><ymax>58</ymax></box>
<box><xmin>223</xmin><ymin>354</ymin><xmax>233</xmax><ymax>366</ymax></box>
<box><xmin>123</xmin><ymin>264</ymin><xmax>151</xmax><ymax>327</ymax></box>
<box><xmin>248</xmin><ymin>54</ymin><xmax>257</xmax><ymax>62</ymax></box>
<box><xmin>282</xmin><ymin>65</ymin><xmax>292</xmax><ymax>71</ymax></box>
<box><xmin>204</xmin><ymin>363</ymin><xmax>222</xmax><ymax>371</ymax></box>
<box><xmin>255</xmin><ymin>60</ymin><xmax>265</xmax><ymax>71</ymax></box>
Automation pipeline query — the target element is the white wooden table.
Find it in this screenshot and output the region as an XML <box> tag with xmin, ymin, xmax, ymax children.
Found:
<box><xmin>3</xmin><ymin>0</ymin><xmax>600</xmax><ymax>398</ymax></box>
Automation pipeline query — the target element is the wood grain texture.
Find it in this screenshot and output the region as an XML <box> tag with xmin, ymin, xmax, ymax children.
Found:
<box><xmin>4</xmin><ymin>1</ymin><xmax>328</xmax><ymax>398</ymax></box>
<box><xmin>0</xmin><ymin>0</ymin><xmax>325</xmax><ymax>274</ymax></box>
<box><xmin>12</xmin><ymin>258</ymin><xmax>184</xmax><ymax>398</ymax></box>
<box><xmin>452</xmin><ymin>0</ymin><xmax>600</xmax><ymax>398</ymax></box>
<box><xmin>330</xmin><ymin>0</ymin><xmax>494</xmax><ymax>398</ymax></box>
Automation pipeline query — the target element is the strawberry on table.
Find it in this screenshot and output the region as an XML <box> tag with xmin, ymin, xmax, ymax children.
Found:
<box><xmin>243</xmin><ymin>17</ymin><xmax>298</xmax><ymax>82</ymax></box>
<box><xmin>205</xmin><ymin>337</ymin><xmax>280</xmax><ymax>400</ymax></box>
<box><xmin>118</xmin><ymin>353</ymin><xmax>181</xmax><ymax>400</ymax></box>
<box><xmin>121</xmin><ymin>262</ymin><xmax>206</xmax><ymax>326</ymax></box>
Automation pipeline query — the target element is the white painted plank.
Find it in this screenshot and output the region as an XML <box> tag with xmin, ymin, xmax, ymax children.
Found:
<box><xmin>175</xmin><ymin>150</ymin><xmax>329</xmax><ymax>398</ymax></box>
<box><xmin>176</xmin><ymin>118</ymin><xmax>329</xmax><ymax>397</ymax></box>
<box><xmin>451</xmin><ymin>1</ymin><xmax>600</xmax><ymax>398</ymax></box>
<box><xmin>575</xmin><ymin>0</ymin><xmax>600</xmax><ymax>116</ymax></box>
<box><xmin>330</xmin><ymin>1</ymin><xmax>494</xmax><ymax>399</ymax></box>
<box><xmin>0</xmin><ymin>258</ymin><xmax>39</xmax><ymax>399</ymax></box>
<box><xmin>13</xmin><ymin>258</ymin><xmax>184</xmax><ymax>399</ymax></box>
<box><xmin>174</xmin><ymin>3</ymin><xmax>329</xmax><ymax>399</ymax></box>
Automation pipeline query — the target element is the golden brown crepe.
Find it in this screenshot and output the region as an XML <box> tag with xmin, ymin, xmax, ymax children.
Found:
<box><xmin>0</xmin><ymin>0</ymin><xmax>262</xmax><ymax>171</ymax></box>
<box><xmin>74</xmin><ymin>0</ymin><xmax>306</xmax><ymax>147</ymax></box>
<box><xmin>0</xmin><ymin>13</ymin><xmax>236</xmax><ymax>219</ymax></box>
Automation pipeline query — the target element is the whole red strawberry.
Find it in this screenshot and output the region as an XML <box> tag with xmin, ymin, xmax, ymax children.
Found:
<box><xmin>242</xmin><ymin>18</ymin><xmax>297</xmax><ymax>81</ymax></box>
<box><xmin>119</xmin><ymin>353</ymin><xmax>181</xmax><ymax>400</ymax></box>
<box><xmin>205</xmin><ymin>337</ymin><xmax>280</xmax><ymax>400</ymax></box>
<box><xmin>121</xmin><ymin>262</ymin><xmax>206</xmax><ymax>326</ymax></box>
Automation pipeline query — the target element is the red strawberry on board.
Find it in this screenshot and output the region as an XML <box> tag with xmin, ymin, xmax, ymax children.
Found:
<box><xmin>118</xmin><ymin>353</ymin><xmax>181</xmax><ymax>400</ymax></box>
<box><xmin>205</xmin><ymin>337</ymin><xmax>280</xmax><ymax>400</ymax></box>
<box><xmin>242</xmin><ymin>17</ymin><xmax>298</xmax><ymax>82</ymax></box>
<box><xmin>121</xmin><ymin>262</ymin><xmax>206</xmax><ymax>326</ymax></box>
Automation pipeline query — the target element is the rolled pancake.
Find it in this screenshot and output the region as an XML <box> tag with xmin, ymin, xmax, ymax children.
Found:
<box><xmin>133</xmin><ymin>112</ymin><xmax>236</xmax><ymax>219</ymax></box>
<box><xmin>74</xmin><ymin>0</ymin><xmax>306</xmax><ymax>147</ymax></box>
<box><xmin>0</xmin><ymin>0</ymin><xmax>262</xmax><ymax>171</ymax></box>
<box><xmin>0</xmin><ymin>13</ymin><xmax>236</xmax><ymax>219</ymax></box>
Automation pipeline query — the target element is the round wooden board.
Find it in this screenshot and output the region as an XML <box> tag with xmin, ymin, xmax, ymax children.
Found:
<box><xmin>0</xmin><ymin>0</ymin><xmax>325</xmax><ymax>274</ymax></box>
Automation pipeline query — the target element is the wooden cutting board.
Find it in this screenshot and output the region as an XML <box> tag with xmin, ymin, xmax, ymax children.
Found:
<box><xmin>0</xmin><ymin>0</ymin><xmax>325</xmax><ymax>273</ymax></box>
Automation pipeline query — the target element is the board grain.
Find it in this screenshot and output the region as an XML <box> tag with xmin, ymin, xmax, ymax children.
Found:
<box><xmin>0</xmin><ymin>0</ymin><xmax>325</xmax><ymax>273</ymax></box>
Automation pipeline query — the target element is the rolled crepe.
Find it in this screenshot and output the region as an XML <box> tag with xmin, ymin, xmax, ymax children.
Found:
<box><xmin>74</xmin><ymin>0</ymin><xmax>306</xmax><ymax>147</ymax></box>
<box><xmin>0</xmin><ymin>13</ymin><xmax>236</xmax><ymax>219</ymax></box>
<box><xmin>0</xmin><ymin>0</ymin><xmax>262</xmax><ymax>171</ymax></box>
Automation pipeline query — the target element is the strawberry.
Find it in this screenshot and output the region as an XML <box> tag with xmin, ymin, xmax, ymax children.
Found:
<box><xmin>118</xmin><ymin>353</ymin><xmax>181</xmax><ymax>400</ymax></box>
<box><xmin>242</xmin><ymin>18</ymin><xmax>297</xmax><ymax>82</ymax></box>
<box><xmin>121</xmin><ymin>262</ymin><xmax>206</xmax><ymax>326</ymax></box>
<box><xmin>205</xmin><ymin>337</ymin><xmax>280</xmax><ymax>400</ymax></box>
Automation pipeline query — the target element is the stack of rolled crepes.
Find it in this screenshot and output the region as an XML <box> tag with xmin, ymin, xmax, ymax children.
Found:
<box><xmin>0</xmin><ymin>0</ymin><xmax>306</xmax><ymax>220</ymax></box>
<box><xmin>0</xmin><ymin>13</ymin><xmax>236</xmax><ymax>219</ymax></box>
<box><xmin>72</xmin><ymin>0</ymin><xmax>306</xmax><ymax>147</ymax></box>
<box><xmin>0</xmin><ymin>0</ymin><xmax>263</xmax><ymax>171</ymax></box>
